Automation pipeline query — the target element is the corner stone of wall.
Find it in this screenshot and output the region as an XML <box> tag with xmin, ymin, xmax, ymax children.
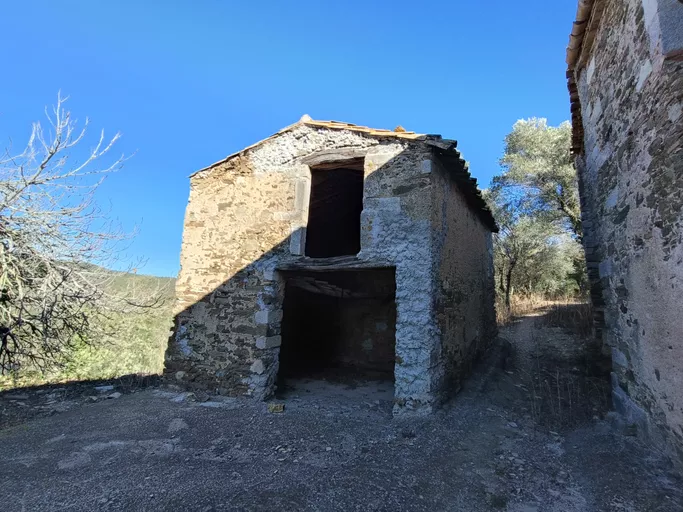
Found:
<box><xmin>360</xmin><ymin>144</ymin><xmax>443</xmax><ymax>414</ymax></box>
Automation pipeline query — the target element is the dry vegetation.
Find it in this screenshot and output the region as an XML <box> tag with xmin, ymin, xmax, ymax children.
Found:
<box><xmin>0</xmin><ymin>95</ymin><xmax>175</xmax><ymax>389</ymax></box>
<box><xmin>496</xmin><ymin>295</ymin><xmax>592</xmax><ymax>331</ymax></box>
<box><xmin>523</xmin><ymin>328</ymin><xmax>610</xmax><ymax>431</ymax></box>
<box><xmin>543</xmin><ymin>301</ymin><xmax>594</xmax><ymax>338</ymax></box>
<box><xmin>0</xmin><ymin>272</ymin><xmax>175</xmax><ymax>391</ymax></box>
<box><xmin>498</xmin><ymin>295</ymin><xmax>610</xmax><ymax>431</ymax></box>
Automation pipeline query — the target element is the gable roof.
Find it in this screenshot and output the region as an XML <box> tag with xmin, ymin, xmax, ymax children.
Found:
<box><xmin>193</xmin><ymin>116</ymin><xmax>497</xmax><ymax>232</ymax></box>
<box><xmin>193</xmin><ymin>115</ymin><xmax>424</xmax><ymax>175</ymax></box>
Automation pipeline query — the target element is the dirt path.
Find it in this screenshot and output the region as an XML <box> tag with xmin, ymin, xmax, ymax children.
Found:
<box><xmin>1</xmin><ymin>311</ymin><xmax>681</xmax><ymax>511</ymax></box>
<box><xmin>500</xmin><ymin>310</ymin><xmax>611</xmax><ymax>431</ymax></box>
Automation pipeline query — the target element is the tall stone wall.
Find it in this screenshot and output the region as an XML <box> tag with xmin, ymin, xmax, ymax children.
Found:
<box><xmin>573</xmin><ymin>0</ymin><xmax>683</xmax><ymax>463</ymax></box>
<box><xmin>164</xmin><ymin>154</ymin><xmax>296</xmax><ymax>396</ymax></box>
<box><xmin>431</xmin><ymin>156</ymin><xmax>497</xmax><ymax>394</ymax></box>
<box><xmin>166</xmin><ymin>125</ymin><xmax>450</xmax><ymax>413</ymax></box>
<box><xmin>358</xmin><ymin>141</ymin><xmax>441</xmax><ymax>412</ymax></box>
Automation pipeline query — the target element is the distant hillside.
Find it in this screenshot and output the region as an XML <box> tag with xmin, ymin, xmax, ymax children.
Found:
<box><xmin>106</xmin><ymin>270</ymin><xmax>176</xmax><ymax>299</ymax></box>
<box><xmin>0</xmin><ymin>270</ymin><xmax>177</xmax><ymax>390</ymax></box>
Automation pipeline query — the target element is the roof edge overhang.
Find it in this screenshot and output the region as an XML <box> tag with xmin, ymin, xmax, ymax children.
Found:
<box><xmin>428</xmin><ymin>141</ymin><xmax>499</xmax><ymax>233</ymax></box>
<box><xmin>566</xmin><ymin>0</ymin><xmax>605</xmax><ymax>155</ymax></box>
<box><xmin>566</xmin><ymin>0</ymin><xmax>596</xmax><ymax>70</ymax></box>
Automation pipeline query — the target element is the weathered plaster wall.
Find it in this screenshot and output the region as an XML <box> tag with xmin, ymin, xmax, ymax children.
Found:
<box><xmin>574</xmin><ymin>0</ymin><xmax>683</xmax><ymax>463</ymax></box>
<box><xmin>164</xmin><ymin>154</ymin><xmax>295</xmax><ymax>396</ymax></box>
<box><xmin>431</xmin><ymin>156</ymin><xmax>497</xmax><ymax>394</ymax></box>
<box><xmin>166</xmin><ymin>125</ymin><xmax>447</xmax><ymax>413</ymax></box>
<box><xmin>358</xmin><ymin>142</ymin><xmax>442</xmax><ymax>412</ymax></box>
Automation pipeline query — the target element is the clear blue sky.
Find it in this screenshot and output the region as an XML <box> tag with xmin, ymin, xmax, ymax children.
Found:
<box><xmin>0</xmin><ymin>1</ymin><xmax>576</xmax><ymax>277</ymax></box>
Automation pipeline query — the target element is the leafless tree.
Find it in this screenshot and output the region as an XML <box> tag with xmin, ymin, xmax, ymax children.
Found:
<box><xmin>0</xmin><ymin>93</ymin><xmax>162</xmax><ymax>374</ymax></box>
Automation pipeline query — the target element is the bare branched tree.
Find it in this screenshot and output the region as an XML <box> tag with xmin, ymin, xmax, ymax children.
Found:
<box><xmin>0</xmin><ymin>93</ymin><xmax>163</xmax><ymax>374</ymax></box>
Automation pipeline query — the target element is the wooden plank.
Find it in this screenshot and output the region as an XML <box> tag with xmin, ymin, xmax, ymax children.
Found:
<box><xmin>301</xmin><ymin>149</ymin><xmax>367</xmax><ymax>168</ymax></box>
<box><xmin>276</xmin><ymin>256</ymin><xmax>394</xmax><ymax>272</ymax></box>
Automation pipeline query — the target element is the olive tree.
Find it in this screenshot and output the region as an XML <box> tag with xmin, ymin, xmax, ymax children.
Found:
<box><xmin>486</xmin><ymin>118</ymin><xmax>587</xmax><ymax>310</ymax></box>
<box><xmin>495</xmin><ymin>119</ymin><xmax>582</xmax><ymax>239</ymax></box>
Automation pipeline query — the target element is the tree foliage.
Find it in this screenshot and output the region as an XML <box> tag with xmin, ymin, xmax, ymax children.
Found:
<box><xmin>488</xmin><ymin>119</ymin><xmax>586</xmax><ymax>310</ymax></box>
<box><xmin>0</xmin><ymin>94</ymin><xmax>162</xmax><ymax>375</ymax></box>
<box><xmin>495</xmin><ymin>119</ymin><xmax>582</xmax><ymax>239</ymax></box>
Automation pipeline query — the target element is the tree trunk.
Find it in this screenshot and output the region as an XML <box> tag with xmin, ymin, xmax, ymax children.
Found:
<box><xmin>505</xmin><ymin>265</ymin><xmax>514</xmax><ymax>310</ymax></box>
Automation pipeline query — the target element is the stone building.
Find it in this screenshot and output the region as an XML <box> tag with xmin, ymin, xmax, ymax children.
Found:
<box><xmin>567</xmin><ymin>0</ymin><xmax>683</xmax><ymax>462</ymax></box>
<box><xmin>165</xmin><ymin>117</ymin><xmax>497</xmax><ymax>414</ymax></box>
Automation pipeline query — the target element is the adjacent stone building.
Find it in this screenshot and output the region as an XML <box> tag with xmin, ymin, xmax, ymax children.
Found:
<box><xmin>567</xmin><ymin>0</ymin><xmax>683</xmax><ymax>462</ymax></box>
<box><xmin>165</xmin><ymin>117</ymin><xmax>497</xmax><ymax>414</ymax></box>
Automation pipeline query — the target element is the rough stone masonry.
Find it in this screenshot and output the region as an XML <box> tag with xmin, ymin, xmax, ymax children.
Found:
<box><xmin>567</xmin><ymin>0</ymin><xmax>683</xmax><ymax>465</ymax></box>
<box><xmin>164</xmin><ymin>117</ymin><xmax>497</xmax><ymax>414</ymax></box>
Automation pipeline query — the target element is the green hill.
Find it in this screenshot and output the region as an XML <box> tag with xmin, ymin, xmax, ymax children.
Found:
<box><xmin>0</xmin><ymin>271</ymin><xmax>177</xmax><ymax>390</ymax></box>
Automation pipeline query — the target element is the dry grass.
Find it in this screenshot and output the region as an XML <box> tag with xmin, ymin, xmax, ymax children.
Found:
<box><xmin>496</xmin><ymin>295</ymin><xmax>588</xmax><ymax>327</ymax></box>
<box><xmin>509</xmin><ymin>326</ymin><xmax>611</xmax><ymax>431</ymax></box>
<box><xmin>525</xmin><ymin>361</ymin><xmax>610</xmax><ymax>431</ymax></box>
<box><xmin>499</xmin><ymin>295</ymin><xmax>609</xmax><ymax>430</ymax></box>
<box><xmin>543</xmin><ymin>301</ymin><xmax>593</xmax><ymax>338</ymax></box>
<box><xmin>520</xmin><ymin>311</ymin><xmax>609</xmax><ymax>430</ymax></box>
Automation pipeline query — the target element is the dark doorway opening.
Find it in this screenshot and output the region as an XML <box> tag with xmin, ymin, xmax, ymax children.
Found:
<box><xmin>277</xmin><ymin>268</ymin><xmax>396</xmax><ymax>385</ymax></box>
<box><xmin>305</xmin><ymin>161</ymin><xmax>364</xmax><ymax>258</ymax></box>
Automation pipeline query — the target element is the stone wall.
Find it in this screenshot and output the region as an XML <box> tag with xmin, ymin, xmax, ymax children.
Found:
<box><xmin>573</xmin><ymin>0</ymin><xmax>683</xmax><ymax>463</ymax></box>
<box><xmin>166</xmin><ymin>125</ymin><xmax>437</xmax><ymax>410</ymax></box>
<box><xmin>166</xmin><ymin>123</ymin><xmax>494</xmax><ymax>414</ymax></box>
<box><xmin>164</xmin><ymin>154</ymin><xmax>296</xmax><ymax>396</ymax></box>
<box><xmin>431</xmin><ymin>156</ymin><xmax>497</xmax><ymax>394</ymax></box>
<box><xmin>337</xmin><ymin>298</ymin><xmax>396</xmax><ymax>374</ymax></box>
<box><xmin>358</xmin><ymin>141</ymin><xmax>442</xmax><ymax>413</ymax></box>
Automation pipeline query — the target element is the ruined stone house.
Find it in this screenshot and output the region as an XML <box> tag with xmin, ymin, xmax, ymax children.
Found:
<box><xmin>165</xmin><ymin>117</ymin><xmax>497</xmax><ymax>413</ymax></box>
<box><xmin>567</xmin><ymin>0</ymin><xmax>683</xmax><ymax>462</ymax></box>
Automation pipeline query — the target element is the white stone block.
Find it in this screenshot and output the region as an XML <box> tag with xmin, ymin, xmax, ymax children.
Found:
<box><xmin>659</xmin><ymin>0</ymin><xmax>683</xmax><ymax>58</ymax></box>
<box><xmin>635</xmin><ymin>59</ymin><xmax>653</xmax><ymax>92</ymax></box>
<box><xmin>605</xmin><ymin>188</ymin><xmax>619</xmax><ymax>209</ymax></box>
<box><xmin>289</xmin><ymin>225</ymin><xmax>305</xmax><ymax>255</ymax></box>
<box><xmin>599</xmin><ymin>260</ymin><xmax>612</xmax><ymax>278</ymax></box>
<box><xmin>255</xmin><ymin>310</ymin><xmax>269</xmax><ymax>325</ymax></box>
<box><xmin>250</xmin><ymin>359</ymin><xmax>265</xmax><ymax>375</ymax></box>
<box><xmin>256</xmin><ymin>336</ymin><xmax>282</xmax><ymax>349</ymax></box>
<box><xmin>255</xmin><ymin>309</ymin><xmax>283</xmax><ymax>325</ymax></box>
<box><xmin>586</xmin><ymin>56</ymin><xmax>596</xmax><ymax>85</ymax></box>
<box><xmin>365</xmin><ymin>197</ymin><xmax>401</xmax><ymax>213</ymax></box>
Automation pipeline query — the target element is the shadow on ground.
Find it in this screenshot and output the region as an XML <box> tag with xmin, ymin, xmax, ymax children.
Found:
<box><xmin>1</xmin><ymin>305</ymin><xmax>681</xmax><ymax>511</ymax></box>
<box><xmin>0</xmin><ymin>374</ymin><xmax>161</xmax><ymax>429</ymax></box>
<box><xmin>497</xmin><ymin>303</ymin><xmax>612</xmax><ymax>432</ymax></box>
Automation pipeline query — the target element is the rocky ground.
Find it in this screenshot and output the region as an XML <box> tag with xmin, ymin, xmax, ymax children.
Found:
<box><xmin>1</xmin><ymin>310</ymin><xmax>681</xmax><ymax>511</ymax></box>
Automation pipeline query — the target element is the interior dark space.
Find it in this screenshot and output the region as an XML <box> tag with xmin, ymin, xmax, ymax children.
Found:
<box><xmin>304</xmin><ymin>164</ymin><xmax>364</xmax><ymax>258</ymax></box>
<box><xmin>277</xmin><ymin>268</ymin><xmax>396</xmax><ymax>384</ymax></box>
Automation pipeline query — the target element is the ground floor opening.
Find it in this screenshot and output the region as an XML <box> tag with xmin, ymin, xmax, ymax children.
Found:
<box><xmin>277</xmin><ymin>267</ymin><xmax>396</xmax><ymax>394</ymax></box>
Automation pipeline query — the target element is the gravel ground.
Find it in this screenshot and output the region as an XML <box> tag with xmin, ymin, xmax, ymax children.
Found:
<box><xmin>1</xmin><ymin>313</ymin><xmax>681</xmax><ymax>511</ymax></box>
